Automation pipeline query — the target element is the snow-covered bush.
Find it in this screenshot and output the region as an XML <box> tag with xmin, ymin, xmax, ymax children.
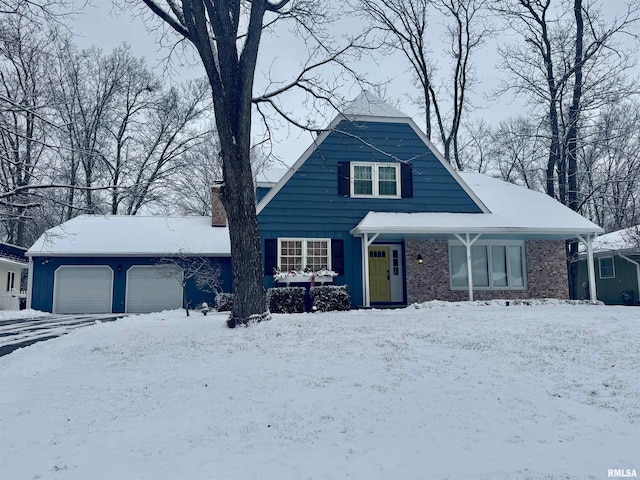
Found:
<box><xmin>310</xmin><ymin>285</ymin><xmax>350</xmax><ymax>312</ymax></box>
<box><xmin>215</xmin><ymin>293</ymin><xmax>234</xmax><ymax>312</ymax></box>
<box><xmin>267</xmin><ymin>287</ymin><xmax>305</xmax><ymax>314</ymax></box>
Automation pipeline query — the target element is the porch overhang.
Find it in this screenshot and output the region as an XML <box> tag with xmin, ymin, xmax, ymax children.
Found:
<box><xmin>351</xmin><ymin>211</ymin><xmax>603</xmax><ymax>306</ymax></box>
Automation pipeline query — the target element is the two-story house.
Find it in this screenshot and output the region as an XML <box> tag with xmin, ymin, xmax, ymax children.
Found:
<box><xmin>26</xmin><ymin>91</ymin><xmax>603</xmax><ymax>313</ymax></box>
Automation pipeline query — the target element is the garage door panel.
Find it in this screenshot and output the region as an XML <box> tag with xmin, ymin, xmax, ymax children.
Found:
<box><xmin>54</xmin><ymin>266</ymin><xmax>113</xmax><ymax>314</ymax></box>
<box><xmin>126</xmin><ymin>266</ymin><xmax>183</xmax><ymax>313</ymax></box>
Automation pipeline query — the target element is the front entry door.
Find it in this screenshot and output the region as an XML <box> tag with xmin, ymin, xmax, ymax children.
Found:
<box><xmin>369</xmin><ymin>246</ymin><xmax>391</xmax><ymax>303</ymax></box>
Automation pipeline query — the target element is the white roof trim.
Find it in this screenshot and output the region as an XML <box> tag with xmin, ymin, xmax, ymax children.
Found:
<box><xmin>0</xmin><ymin>257</ymin><xmax>28</xmax><ymax>267</ymax></box>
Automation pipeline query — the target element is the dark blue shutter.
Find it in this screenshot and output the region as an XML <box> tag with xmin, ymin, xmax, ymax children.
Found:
<box><xmin>264</xmin><ymin>239</ymin><xmax>277</xmax><ymax>274</ymax></box>
<box><xmin>401</xmin><ymin>162</ymin><xmax>413</xmax><ymax>198</ymax></box>
<box><xmin>338</xmin><ymin>162</ymin><xmax>350</xmax><ymax>197</ymax></box>
<box><xmin>331</xmin><ymin>239</ymin><xmax>344</xmax><ymax>274</ymax></box>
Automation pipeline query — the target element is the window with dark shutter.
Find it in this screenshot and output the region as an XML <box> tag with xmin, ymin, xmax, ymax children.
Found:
<box><xmin>331</xmin><ymin>239</ymin><xmax>344</xmax><ymax>275</ymax></box>
<box><xmin>401</xmin><ymin>162</ymin><xmax>413</xmax><ymax>198</ymax></box>
<box><xmin>264</xmin><ymin>239</ymin><xmax>277</xmax><ymax>275</ymax></box>
<box><xmin>337</xmin><ymin>161</ymin><xmax>350</xmax><ymax>196</ymax></box>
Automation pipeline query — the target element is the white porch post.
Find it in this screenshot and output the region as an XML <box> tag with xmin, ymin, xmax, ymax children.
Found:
<box><xmin>27</xmin><ymin>257</ymin><xmax>33</xmax><ymax>309</ymax></box>
<box><xmin>361</xmin><ymin>232</ymin><xmax>380</xmax><ymax>308</ymax></box>
<box><xmin>578</xmin><ymin>234</ymin><xmax>598</xmax><ymax>302</ymax></box>
<box><xmin>454</xmin><ymin>233</ymin><xmax>481</xmax><ymax>301</ymax></box>
<box><xmin>361</xmin><ymin>234</ymin><xmax>369</xmax><ymax>307</ymax></box>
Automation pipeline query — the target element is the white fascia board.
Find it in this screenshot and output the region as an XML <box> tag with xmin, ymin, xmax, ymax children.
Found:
<box><xmin>0</xmin><ymin>257</ymin><xmax>28</xmax><ymax>267</ymax></box>
<box><xmin>26</xmin><ymin>252</ymin><xmax>232</xmax><ymax>258</ymax></box>
<box><xmin>350</xmin><ymin>224</ymin><xmax>603</xmax><ymax>237</ymax></box>
<box><xmin>257</xmin><ymin>113</ymin><xmax>489</xmax><ymax>215</ymax></box>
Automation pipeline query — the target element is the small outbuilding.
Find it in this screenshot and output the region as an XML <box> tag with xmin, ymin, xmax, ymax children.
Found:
<box><xmin>576</xmin><ymin>226</ymin><xmax>640</xmax><ymax>305</ymax></box>
<box><xmin>0</xmin><ymin>243</ymin><xmax>28</xmax><ymax>310</ymax></box>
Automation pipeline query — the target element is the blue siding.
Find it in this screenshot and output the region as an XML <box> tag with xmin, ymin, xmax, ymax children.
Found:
<box><xmin>258</xmin><ymin>120</ymin><xmax>482</xmax><ymax>306</ymax></box>
<box><xmin>30</xmin><ymin>256</ymin><xmax>232</xmax><ymax>313</ymax></box>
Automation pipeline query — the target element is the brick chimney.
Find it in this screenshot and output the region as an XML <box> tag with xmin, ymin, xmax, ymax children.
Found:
<box><xmin>211</xmin><ymin>185</ymin><xmax>227</xmax><ymax>227</ymax></box>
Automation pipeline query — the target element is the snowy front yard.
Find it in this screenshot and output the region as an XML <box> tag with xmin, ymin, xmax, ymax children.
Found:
<box><xmin>1</xmin><ymin>302</ymin><xmax>638</xmax><ymax>479</ymax></box>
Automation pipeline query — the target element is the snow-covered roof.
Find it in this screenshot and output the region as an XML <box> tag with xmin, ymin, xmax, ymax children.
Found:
<box><xmin>27</xmin><ymin>215</ymin><xmax>231</xmax><ymax>257</ymax></box>
<box><xmin>341</xmin><ymin>91</ymin><xmax>407</xmax><ymax>119</ymax></box>
<box><xmin>580</xmin><ymin>225</ymin><xmax>640</xmax><ymax>254</ymax></box>
<box><xmin>351</xmin><ymin>173</ymin><xmax>603</xmax><ymax>237</ymax></box>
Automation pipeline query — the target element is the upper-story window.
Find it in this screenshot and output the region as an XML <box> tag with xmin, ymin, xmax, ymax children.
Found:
<box><xmin>350</xmin><ymin>162</ymin><xmax>401</xmax><ymax>198</ymax></box>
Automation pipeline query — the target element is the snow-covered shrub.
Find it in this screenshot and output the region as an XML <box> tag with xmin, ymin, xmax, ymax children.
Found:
<box><xmin>310</xmin><ymin>285</ymin><xmax>350</xmax><ymax>312</ymax></box>
<box><xmin>215</xmin><ymin>293</ymin><xmax>234</xmax><ymax>312</ymax></box>
<box><xmin>267</xmin><ymin>287</ymin><xmax>305</xmax><ymax>314</ymax></box>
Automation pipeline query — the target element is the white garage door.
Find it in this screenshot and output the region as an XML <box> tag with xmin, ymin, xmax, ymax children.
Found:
<box><xmin>54</xmin><ymin>266</ymin><xmax>113</xmax><ymax>314</ymax></box>
<box><xmin>126</xmin><ymin>265</ymin><xmax>183</xmax><ymax>313</ymax></box>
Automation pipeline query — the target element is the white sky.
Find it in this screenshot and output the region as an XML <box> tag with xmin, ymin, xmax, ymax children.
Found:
<box><xmin>70</xmin><ymin>1</ymin><xmax>637</xmax><ymax>167</ymax></box>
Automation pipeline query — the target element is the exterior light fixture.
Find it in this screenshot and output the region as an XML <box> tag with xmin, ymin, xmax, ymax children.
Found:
<box><xmin>416</xmin><ymin>254</ymin><xmax>423</xmax><ymax>265</ymax></box>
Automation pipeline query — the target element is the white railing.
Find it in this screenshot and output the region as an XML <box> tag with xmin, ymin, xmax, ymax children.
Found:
<box><xmin>0</xmin><ymin>290</ymin><xmax>27</xmax><ymax>310</ymax></box>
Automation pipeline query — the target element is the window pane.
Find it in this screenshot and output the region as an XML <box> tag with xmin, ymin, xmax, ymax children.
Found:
<box><xmin>280</xmin><ymin>240</ymin><xmax>303</xmax><ymax>271</ymax></box>
<box><xmin>491</xmin><ymin>245</ymin><xmax>508</xmax><ymax>287</ymax></box>
<box><xmin>600</xmin><ymin>257</ymin><xmax>614</xmax><ymax>278</ymax></box>
<box><xmin>306</xmin><ymin>240</ymin><xmax>329</xmax><ymax>271</ymax></box>
<box><xmin>509</xmin><ymin>246</ymin><xmax>524</xmax><ymax>287</ymax></box>
<box><xmin>378</xmin><ymin>166</ymin><xmax>397</xmax><ymax>196</ymax></box>
<box><xmin>471</xmin><ymin>246</ymin><xmax>489</xmax><ymax>287</ymax></box>
<box><xmin>353</xmin><ymin>165</ymin><xmax>373</xmax><ymax>195</ymax></box>
<box><xmin>450</xmin><ymin>246</ymin><xmax>468</xmax><ymax>287</ymax></box>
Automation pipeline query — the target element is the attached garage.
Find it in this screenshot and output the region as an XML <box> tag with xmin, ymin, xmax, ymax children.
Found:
<box><xmin>53</xmin><ymin>266</ymin><xmax>113</xmax><ymax>314</ymax></box>
<box><xmin>125</xmin><ymin>265</ymin><xmax>183</xmax><ymax>313</ymax></box>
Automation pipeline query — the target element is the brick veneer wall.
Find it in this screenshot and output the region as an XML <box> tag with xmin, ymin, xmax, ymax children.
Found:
<box><xmin>405</xmin><ymin>239</ymin><xmax>568</xmax><ymax>303</ymax></box>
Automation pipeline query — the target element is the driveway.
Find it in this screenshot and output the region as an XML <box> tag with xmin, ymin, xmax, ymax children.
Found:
<box><xmin>0</xmin><ymin>314</ymin><xmax>125</xmax><ymax>357</ymax></box>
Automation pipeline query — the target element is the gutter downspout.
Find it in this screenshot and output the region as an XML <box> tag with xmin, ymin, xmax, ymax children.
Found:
<box><xmin>27</xmin><ymin>257</ymin><xmax>33</xmax><ymax>309</ymax></box>
<box><xmin>619</xmin><ymin>254</ymin><xmax>640</xmax><ymax>302</ymax></box>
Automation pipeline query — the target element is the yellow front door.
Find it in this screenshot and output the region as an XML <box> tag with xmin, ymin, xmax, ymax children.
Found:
<box><xmin>369</xmin><ymin>246</ymin><xmax>391</xmax><ymax>303</ymax></box>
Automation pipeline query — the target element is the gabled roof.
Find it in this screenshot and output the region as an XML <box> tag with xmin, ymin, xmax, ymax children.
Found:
<box><xmin>256</xmin><ymin>91</ymin><xmax>488</xmax><ymax>214</ymax></box>
<box><xmin>579</xmin><ymin>225</ymin><xmax>640</xmax><ymax>254</ymax></box>
<box><xmin>350</xmin><ymin>173</ymin><xmax>603</xmax><ymax>237</ymax></box>
<box><xmin>27</xmin><ymin>215</ymin><xmax>231</xmax><ymax>257</ymax></box>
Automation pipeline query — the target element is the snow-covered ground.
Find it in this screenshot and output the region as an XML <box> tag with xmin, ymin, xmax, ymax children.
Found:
<box><xmin>0</xmin><ymin>308</ymin><xmax>50</xmax><ymax>321</ymax></box>
<box><xmin>1</xmin><ymin>302</ymin><xmax>638</xmax><ymax>479</ymax></box>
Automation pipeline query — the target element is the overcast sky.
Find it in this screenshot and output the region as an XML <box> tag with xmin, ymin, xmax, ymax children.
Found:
<box><xmin>70</xmin><ymin>1</ymin><xmax>637</xmax><ymax>167</ymax></box>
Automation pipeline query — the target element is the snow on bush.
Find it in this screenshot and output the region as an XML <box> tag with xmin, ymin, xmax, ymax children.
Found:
<box><xmin>215</xmin><ymin>292</ymin><xmax>234</xmax><ymax>312</ymax></box>
<box><xmin>273</xmin><ymin>269</ymin><xmax>338</xmax><ymax>282</ymax></box>
<box><xmin>267</xmin><ymin>287</ymin><xmax>305</xmax><ymax>314</ymax></box>
<box><xmin>310</xmin><ymin>285</ymin><xmax>350</xmax><ymax>312</ymax></box>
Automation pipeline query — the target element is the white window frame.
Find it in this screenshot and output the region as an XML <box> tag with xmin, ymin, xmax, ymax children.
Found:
<box><xmin>598</xmin><ymin>256</ymin><xmax>615</xmax><ymax>279</ymax></box>
<box><xmin>350</xmin><ymin>162</ymin><xmax>401</xmax><ymax>199</ymax></box>
<box><xmin>277</xmin><ymin>238</ymin><xmax>332</xmax><ymax>272</ymax></box>
<box><xmin>448</xmin><ymin>240</ymin><xmax>527</xmax><ymax>290</ymax></box>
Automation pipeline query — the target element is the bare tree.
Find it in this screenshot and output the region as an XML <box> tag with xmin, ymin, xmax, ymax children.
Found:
<box><xmin>137</xmin><ymin>0</ymin><xmax>367</xmax><ymax>326</ymax></box>
<box><xmin>357</xmin><ymin>0</ymin><xmax>491</xmax><ymax>168</ymax></box>
<box><xmin>0</xmin><ymin>13</ymin><xmax>56</xmax><ymax>245</ymax></box>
